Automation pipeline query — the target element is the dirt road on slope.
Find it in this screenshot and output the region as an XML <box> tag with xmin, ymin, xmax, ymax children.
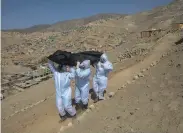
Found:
<box><xmin>64</xmin><ymin>38</ymin><xmax>183</xmax><ymax>133</ymax></box>
<box><xmin>1</xmin><ymin>33</ymin><xmax>180</xmax><ymax>133</ymax></box>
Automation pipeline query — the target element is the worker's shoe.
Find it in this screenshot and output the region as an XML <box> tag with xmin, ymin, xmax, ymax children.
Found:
<box><xmin>59</xmin><ymin>114</ymin><xmax>67</xmax><ymax>123</ymax></box>
<box><xmin>67</xmin><ymin>113</ymin><xmax>77</xmax><ymax>119</ymax></box>
<box><xmin>82</xmin><ymin>103</ymin><xmax>88</xmax><ymax>110</ymax></box>
<box><xmin>75</xmin><ymin>103</ymin><xmax>82</xmax><ymax>110</ymax></box>
<box><xmin>98</xmin><ymin>92</ymin><xmax>105</xmax><ymax>101</ymax></box>
<box><xmin>94</xmin><ymin>97</ymin><xmax>99</xmax><ymax>103</ymax></box>
<box><xmin>75</xmin><ymin>103</ymin><xmax>83</xmax><ymax>115</ymax></box>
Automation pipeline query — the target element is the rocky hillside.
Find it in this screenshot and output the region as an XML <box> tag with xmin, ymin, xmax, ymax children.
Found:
<box><xmin>44</xmin><ymin>13</ymin><xmax>126</xmax><ymax>32</ymax></box>
<box><xmin>3</xmin><ymin>13</ymin><xmax>125</xmax><ymax>33</ymax></box>
<box><xmin>1</xmin><ymin>0</ymin><xmax>183</xmax><ymax>98</ymax></box>
<box><xmin>2</xmin><ymin>24</ymin><xmax>51</xmax><ymax>33</ymax></box>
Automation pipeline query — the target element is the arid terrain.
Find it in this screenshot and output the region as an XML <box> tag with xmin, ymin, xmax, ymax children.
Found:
<box><xmin>1</xmin><ymin>0</ymin><xmax>183</xmax><ymax>133</ymax></box>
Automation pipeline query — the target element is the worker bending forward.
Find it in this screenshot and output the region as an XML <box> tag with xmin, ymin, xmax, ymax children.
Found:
<box><xmin>75</xmin><ymin>60</ymin><xmax>91</xmax><ymax>110</ymax></box>
<box><xmin>48</xmin><ymin>60</ymin><xmax>76</xmax><ymax>122</ymax></box>
<box><xmin>93</xmin><ymin>53</ymin><xmax>113</xmax><ymax>103</ymax></box>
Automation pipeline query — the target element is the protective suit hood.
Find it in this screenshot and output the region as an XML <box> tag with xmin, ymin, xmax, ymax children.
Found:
<box><xmin>100</xmin><ymin>53</ymin><xmax>108</xmax><ymax>62</ymax></box>
<box><xmin>79</xmin><ymin>60</ymin><xmax>90</xmax><ymax>69</ymax></box>
<box><xmin>75</xmin><ymin>60</ymin><xmax>91</xmax><ymax>105</ymax></box>
<box><xmin>48</xmin><ymin>61</ymin><xmax>76</xmax><ymax>117</ymax></box>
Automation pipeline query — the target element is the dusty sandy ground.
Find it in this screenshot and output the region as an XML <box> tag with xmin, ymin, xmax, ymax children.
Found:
<box><xmin>1</xmin><ymin>1</ymin><xmax>183</xmax><ymax>132</ymax></box>
<box><xmin>2</xmin><ymin>0</ymin><xmax>182</xmax><ymax>99</ymax></box>
<box><xmin>64</xmin><ymin>39</ymin><xmax>183</xmax><ymax>133</ymax></box>
<box><xmin>2</xmin><ymin>33</ymin><xmax>182</xmax><ymax>133</ymax></box>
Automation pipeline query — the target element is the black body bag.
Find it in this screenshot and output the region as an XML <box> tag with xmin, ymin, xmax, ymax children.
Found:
<box><xmin>47</xmin><ymin>50</ymin><xmax>103</xmax><ymax>66</ymax></box>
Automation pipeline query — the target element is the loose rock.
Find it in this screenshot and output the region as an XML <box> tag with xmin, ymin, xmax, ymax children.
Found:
<box><xmin>59</xmin><ymin>126</ymin><xmax>65</xmax><ymax>132</ymax></box>
<box><xmin>153</xmin><ymin>61</ymin><xmax>157</xmax><ymax>65</ymax></box>
<box><xmin>176</xmin><ymin>64</ymin><xmax>181</xmax><ymax>68</ymax></box>
<box><xmin>86</xmin><ymin>109</ymin><xmax>90</xmax><ymax>113</ymax></box>
<box><xmin>108</xmin><ymin>92</ymin><xmax>115</xmax><ymax>98</ymax></box>
<box><xmin>162</xmin><ymin>54</ymin><xmax>166</xmax><ymax>57</ymax></box>
<box><xmin>138</xmin><ymin>73</ymin><xmax>144</xmax><ymax>77</ymax></box>
<box><xmin>150</xmin><ymin>61</ymin><xmax>157</xmax><ymax>67</ymax></box>
<box><xmin>130</xmin><ymin>112</ymin><xmax>134</xmax><ymax>115</ymax></box>
<box><xmin>68</xmin><ymin>122</ymin><xmax>73</xmax><ymax>127</ymax></box>
<box><xmin>133</xmin><ymin>75</ymin><xmax>139</xmax><ymax>80</ymax></box>
<box><xmin>141</xmin><ymin>69</ymin><xmax>146</xmax><ymax>72</ymax></box>
<box><xmin>126</xmin><ymin>80</ymin><xmax>131</xmax><ymax>84</ymax></box>
<box><xmin>121</xmin><ymin>85</ymin><xmax>126</xmax><ymax>88</ymax></box>
<box><xmin>116</xmin><ymin>116</ymin><xmax>121</xmax><ymax>119</ymax></box>
<box><xmin>89</xmin><ymin>104</ymin><xmax>95</xmax><ymax>110</ymax></box>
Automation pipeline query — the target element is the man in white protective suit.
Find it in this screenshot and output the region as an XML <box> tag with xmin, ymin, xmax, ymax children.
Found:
<box><xmin>93</xmin><ymin>53</ymin><xmax>113</xmax><ymax>103</ymax></box>
<box><xmin>48</xmin><ymin>60</ymin><xmax>76</xmax><ymax>122</ymax></box>
<box><xmin>75</xmin><ymin>60</ymin><xmax>91</xmax><ymax>110</ymax></box>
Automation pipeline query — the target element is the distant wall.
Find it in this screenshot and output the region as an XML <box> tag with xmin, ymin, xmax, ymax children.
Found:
<box><xmin>140</xmin><ymin>29</ymin><xmax>162</xmax><ymax>38</ymax></box>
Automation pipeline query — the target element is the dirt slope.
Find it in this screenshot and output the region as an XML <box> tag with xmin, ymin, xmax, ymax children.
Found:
<box><xmin>1</xmin><ymin>0</ymin><xmax>183</xmax><ymax>133</ymax></box>
<box><xmin>1</xmin><ymin>33</ymin><xmax>181</xmax><ymax>133</ymax></box>
<box><xmin>2</xmin><ymin>0</ymin><xmax>182</xmax><ymax>69</ymax></box>
<box><xmin>65</xmin><ymin>38</ymin><xmax>183</xmax><ymax>133</ymax></box>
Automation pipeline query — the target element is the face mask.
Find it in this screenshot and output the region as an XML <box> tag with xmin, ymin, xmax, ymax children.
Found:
<box><xmin>79</xmin><ymin>65</ymin><xmax>85</xmax><ymax>69</ymax></box>
<box><xmin>100</xmin><ymin>58</ymin><xmax>106</xmax><ymax>63</ymax></box>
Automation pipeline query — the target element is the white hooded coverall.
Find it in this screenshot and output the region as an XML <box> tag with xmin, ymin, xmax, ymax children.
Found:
<box><xmin>75</xmin><ymin>60</ymin><xmax>91</xmax><ymax>105</ymax></box>
<box><xmin>48</xmin><ymin>61</ymin><xmax>76</xmax><ymax>116</ymax></box>
<box><xmin>93</xmin><ymin>53</ymin><xmax>113</xmax><ymax>99</ymax></box>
